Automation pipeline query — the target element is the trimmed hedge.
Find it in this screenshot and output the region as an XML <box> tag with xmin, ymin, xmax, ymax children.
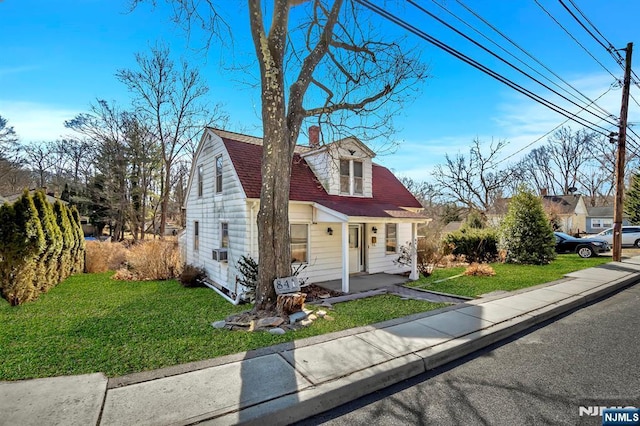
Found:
<box><xmin>443</xmin><ymin>228</ymin><xmax>499</xmax><ymax>263</ymax></box>
<box><xmin>0</xmin><ymin>190</ymin><xmax>84</xmax><ymax>305</ymax></box>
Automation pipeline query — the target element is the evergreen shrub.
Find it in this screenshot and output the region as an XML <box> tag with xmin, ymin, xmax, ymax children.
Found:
<box><xmin>500</xmin><ymin>187</ymin><xmax>556</xmax><ymax>264</ymax></box>
<box><xmin>443</xmin><ymin>228</ymin><xmax>499</xmax><ymax>263</ymax></box>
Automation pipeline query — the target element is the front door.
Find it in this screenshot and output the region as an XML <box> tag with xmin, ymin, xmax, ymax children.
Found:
<box><xmin>349</xmin><ymin>224</ymin><xmax>363</xmax><ymax>273</ymax></box>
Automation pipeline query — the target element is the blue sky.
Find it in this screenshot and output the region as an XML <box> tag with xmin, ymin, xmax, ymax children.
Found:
<box><xmin>1</xmin><ymin>0</ymin><xmax>639</xmax><ymax>181</ymax></box>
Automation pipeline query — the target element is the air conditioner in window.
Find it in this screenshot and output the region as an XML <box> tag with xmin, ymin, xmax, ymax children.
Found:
<box><xmin>212</xmin><ymin>248</ymin><xmax>228</xmax><ymax>262</ymax></box>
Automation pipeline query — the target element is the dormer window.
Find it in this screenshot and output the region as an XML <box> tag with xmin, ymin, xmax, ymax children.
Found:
<box><xmin>340</xmin><ymin>159</ymin><xmax>363</xmax><ymax>195</ymax></box>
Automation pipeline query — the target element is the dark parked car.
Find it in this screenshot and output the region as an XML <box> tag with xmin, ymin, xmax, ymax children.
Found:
<box><xmin>554</xmin><ymin>232</ymin><xmax>610</xmax><ymax>258</ymax></box>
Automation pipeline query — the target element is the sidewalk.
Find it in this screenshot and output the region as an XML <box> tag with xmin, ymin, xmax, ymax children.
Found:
<box><xmin>2</xmin><ymin>258</ymin><xmax>640</xmax><ymax>426</ymax></box>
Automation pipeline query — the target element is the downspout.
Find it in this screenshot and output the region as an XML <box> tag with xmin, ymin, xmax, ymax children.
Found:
<box><xmin>250</xmin><ymin>201</ymin><xmax>258</xmax><ymax>257</ymax></box>
<box><xmin>202</xmin><ymin>281</ymin><xmax>242</xmax><ymax>305</ymax></box>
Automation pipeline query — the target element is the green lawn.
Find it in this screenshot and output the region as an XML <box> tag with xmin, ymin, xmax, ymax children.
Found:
<box><xmin>0</xmin><ymin>273</ymin><xmax>446</xmax><ymax>380</ymax></box>
<box><xmin>408</xmin><ymin>254</ymin><xmax>612</xmax><ymax>298</ymax></box>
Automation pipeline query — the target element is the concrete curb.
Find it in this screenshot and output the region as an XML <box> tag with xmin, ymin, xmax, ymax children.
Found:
<box><xmin>198</xmin><ymin>263</ymin><xmax>640</xmax><ymax>425</ymax></box>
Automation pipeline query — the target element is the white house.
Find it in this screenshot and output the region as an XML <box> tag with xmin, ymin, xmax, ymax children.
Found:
<box><xmin>183</xmin><ymin>127</ymin><xmax>428</xmax><ymax>301</ymax></box>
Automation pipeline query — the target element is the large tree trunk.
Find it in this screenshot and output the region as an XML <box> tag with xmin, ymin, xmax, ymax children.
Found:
<box><xmin>255</xmin><ymin>102</ymin><xmax>294</xmax><ymax>311</ymax></box>
<box><xmin>251</xmin><ymin>0</ymin><xmax>295</xmax><ymax>312</ymax></box>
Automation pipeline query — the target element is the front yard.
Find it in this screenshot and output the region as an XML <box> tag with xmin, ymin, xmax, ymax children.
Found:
<box><xmin>408</xmin><ymin>254</ymin><xmax>611</xmax><ymax>298</ymax></box>
<box><xmin>0</xmin><ymin>253</ymin><xmax>617</xmax><ymax>381</ymax></box>
<box><xmin>0</xmin><ymin>272</ymin><xmax>445</xmax><ymax>381</ymax></box>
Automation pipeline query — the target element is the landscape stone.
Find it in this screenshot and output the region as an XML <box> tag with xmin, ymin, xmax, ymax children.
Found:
<box><xmin>319</xmin><ymin>301</ymin><xmax>333</xmax><ymax>309</ymax></box>
<box><xmin>303</xmin><ymin>308</ymin><xmax>313</xmax><ymax>315</ymax></box>
<box><xmin>318</xmin><ymin>293</ymin><xmax>330</xmax><ymax>299</ymax></box>
<box><xmin>289</xmin><ymin>311</ymin><xmax>308</xmax><ymax>324</ymax></box>
<box><xmin>323</xmin><ymin>315</ymin><xmax>334</xmax><ymax>321</ymax></box>
<box><xmin>268</xmin><ymin>327</ymin><xmax>286</xmax><ymax>335</ymax></box>
<box><xmin>211</xmin><ymin>321</ymin><xmax>226</xmax><ymax>329</ymax></box>
<box><xmin>308</xmin><ymin>314</ymin><xmax>318</xmax><ymax>321</ymax></box>
<box><xmin>316</xmin><ymin>310</ymin><xmax>327</xmax><ymax>318</ymax></box>
<box><xmin>300</xmin><ymin>319</ymin><xmax>313</xmax><ymax>326</ymax></box>
<box><xmin>256</xmin><ymin>316</ymin><xmax>284</xmax><ymax>328</ymax></box>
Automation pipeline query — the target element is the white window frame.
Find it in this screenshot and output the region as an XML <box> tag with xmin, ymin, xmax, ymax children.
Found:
<box><xmin>339</xmin><ymin>159</ymin><xmax>364</xmax><ymax>196</ymax></box>
<box><xmin>220</xmin><ymin>222</ymin><xmax>229</xmax><ymax>248</ymax></box>
<box><xmin>194</xmin><ymin>221</ymin><xmax>199</xmax><ymax>252</ymax></box>
<box><xmin>215</xmin><ymin>155</ymin><xmax>223</xmax><ymax>194</ymax></box>
<box><xmin>197</xmin><ymin>164</ymin><xmax>203</xmax><ymax>197</ymax></box>
<box><xmin>591</xmin><ymin>218</ymin><xmax>613</xmax><ymax>229</ymax></box>
<box><xmin>290</xmin><ymin>223</ymin><xmax>309</xmax><ymax>264</ymax></box>
<box><xmin>385</xmin><ymin>223</ymin><xmax>397</xmax><ymax>254</ymax></box>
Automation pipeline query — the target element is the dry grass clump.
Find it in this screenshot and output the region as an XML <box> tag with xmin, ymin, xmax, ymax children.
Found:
<box><xmin>464</xmin><ymin>262</ymin><xmax>496</xmax><ymax>277</ymax></box>
<box><xmin>114</xmin><ymin>240</ymin><xmax>183</xmax><ymax>281</ymax></box>
<box><xmin>85</xmin><ymin>241</ymin><xmax>128</xmax><ymax>273</ymax></box>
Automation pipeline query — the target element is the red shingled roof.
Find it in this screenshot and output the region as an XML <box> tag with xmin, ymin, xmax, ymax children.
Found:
<box><xmin>222</xmin><ymin>137</ymin><xmax>425</xmax><ymax>219</ymax></box>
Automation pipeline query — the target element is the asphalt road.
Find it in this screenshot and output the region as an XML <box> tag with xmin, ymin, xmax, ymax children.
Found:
<box><xmin>297</xmin><ymin>283</ymin><xmax>640</xmax><ymax>426</ymax></box>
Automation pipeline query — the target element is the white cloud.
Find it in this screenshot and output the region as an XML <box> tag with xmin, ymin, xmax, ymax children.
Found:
<box><xmin>492</xmin><ymin>71</ymin><xmax>640</xmax><ymax>163</ymax></box>
<box><xmin>0</xmin><ymin>100</ymin><xmax>86</xmax><ymax>142</ymax></box>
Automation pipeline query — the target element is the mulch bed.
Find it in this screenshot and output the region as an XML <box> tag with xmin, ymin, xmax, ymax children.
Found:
<box><xmin>300</xmin><ymin>284</ymin><xmax>344</xmax><ymax>303</ymax></box>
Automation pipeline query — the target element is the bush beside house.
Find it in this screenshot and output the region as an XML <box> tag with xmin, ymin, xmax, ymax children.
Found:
<box><xmin>443</xmin><ymin>228</ymin><xmax>499</xmax><ymax>263</ymax></box>
<box><xmin>0</xmin><ymin>190</ymin><xmax>84</xmax><ymax>305</ymax></box>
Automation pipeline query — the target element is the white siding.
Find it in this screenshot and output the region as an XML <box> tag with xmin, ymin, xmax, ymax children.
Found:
<box><xmin>246</xmin><ymin>218</ymin><xmax>412</xmax><ymax>285</ymax></box>
<box><xmin>184</xmin><ymin>130</ymin><xmax>414</xmax><ymax>294</ymax></box>
<box><xmin>302</xmin><ymin>138</ymin><xmax>373</xmax><ymax>197</ymax></box>
<box><xmin>303</xmin><ymin>222</ymin><xmax>343</xmax><ymax>283</ymax></box>
<box><xmin>367</xmin><ymin>222</ymin><xmax>412</xmax><ymax>275</ymax></box>
<box><xmin>184</xmin><ymin>130</ymin><xmax>249</xmax><ymax>294</ymax></box>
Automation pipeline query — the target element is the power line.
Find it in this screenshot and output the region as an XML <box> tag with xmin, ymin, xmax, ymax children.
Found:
<box><xmin>533</xmin><ymin>0</ymin><xmax>620</xmax><ymax>82</ymax></box>
<box><xmin>558</xmin><ymin>0</ymin><xmax>610</xmax><ymax>52</ymax></box>
<box><xmin>355</xmin><ymin>0</ymin><xmax>611</xmax><ymax>135</ymax></box>
<box><xmin>565</xmin><ymin>0</ymin><xmax>616</xmax><ymax>51</ymax></box>
<box><xmin>556</xmin><ymin>1</ymin><xmax>640</xmax><ymax>108</ymax></box>
<box><xmin>454</xmin><ymin>0</ymin><xmax>616</xmax><ymax>120</ymax></box>
<box><xmin>419</xmin><ymin>0</ymin><xmax>617</xmax><ymax>126</ymax></box>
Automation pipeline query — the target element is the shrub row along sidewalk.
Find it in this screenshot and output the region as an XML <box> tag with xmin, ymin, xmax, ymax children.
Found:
<box><xmin>0</xmin><ymin>190</ymin><xmax>84</xmax><ymax>305</ymax></box>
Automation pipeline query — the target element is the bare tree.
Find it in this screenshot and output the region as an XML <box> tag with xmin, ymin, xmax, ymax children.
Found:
<box><xmin>581</xmin><ymin>134</ymin><xmax>639</xmax><ymax>205</ymax></box>
<box><xmin>0</xmin><ymin>115</ymin><xmax>18</xmax><ymax>159</ymax></box>
<box><xmin>0</xmin><ymin>115</ymin><xmax>27</xmax><ymax>192</ymax></box>
<box><xmin>135</xmin><ymin>1</ymin><xmax>427</xmax><ymax>311</ymax></box>
<box><xmin>66</xmin><ymin>101</ymin><xmax>133</xmax><ymax>240</ymax></box>
<box><xmin>434</xmin><ymin>138</ymin><xmax>516</xmax><ymax>212</ymax></box>
<box><xmin>20</xmin><ymin>141</ymin><xmax>57</xmax><ymax>188</ymax></box>
<box><xmin>515</xmin><ymin>146</ymin><xmax>557</xmax><ymax>195</ymax></box>
<box><xmin>545</xmin><ymin>127</ymin><xmax>593</xmax><ymax>195</ymax></box>
<box><xmin>116</xmin><ymin>44</ymin><xmax>226</xmax><ymax>237</ymax></box>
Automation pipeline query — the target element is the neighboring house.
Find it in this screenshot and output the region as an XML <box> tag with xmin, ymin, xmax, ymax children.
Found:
<box><xmin>441</xmin><ymin>221</ymin><xmax>463</xmax><ymax>234</ymax></box>
<box><xmin>585</xmin><ymin>206</ymin><xmax>629</xmax><ymax>234</ymax></box>
<box><xmin>541</xmin><ymin>195</ymin><xmax>588</xmax><ymax>235</ymax></box>
<box><xmin>183</xmin><ymin>127</ymin><xmax>428</xmax><ymax>298</ymax></box>
<box><xmin>487</xmin><ymin>194</ymin><xmax>589</xmax><ymax>235</ymax></box>
<box><xmin>4</xmin><ymin>190</ymin><xmax>68</xmax><ymax>206</ymax></box>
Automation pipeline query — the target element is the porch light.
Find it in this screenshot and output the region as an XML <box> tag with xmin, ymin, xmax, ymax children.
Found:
<box><xmin>372</xmin><ymin>226</ymin><xmax>377</xmax><ymax>233</ymax></box>
<box><xmin>327</xmin><ymin>227</ymin><xmax>333</xmax><ymax>236</ymax></box>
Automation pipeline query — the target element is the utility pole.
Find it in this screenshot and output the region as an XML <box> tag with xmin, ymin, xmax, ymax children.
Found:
<box><xmin>613</xmin><ymin>42</ymin><xmax>633</xmax><ymax>262</ymax></box>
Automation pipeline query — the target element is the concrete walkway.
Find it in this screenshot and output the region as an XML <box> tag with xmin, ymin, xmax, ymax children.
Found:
<box><xmin>2</xmin><ymin>258</ymin><xmax>640</xmax><ymax>426</ymax></box>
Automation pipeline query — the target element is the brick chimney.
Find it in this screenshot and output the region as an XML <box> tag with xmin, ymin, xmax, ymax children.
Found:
<box><xmin>308</xmin><ymin>125</ymin><xmax>320</xmax><ymax>148</ymax></box>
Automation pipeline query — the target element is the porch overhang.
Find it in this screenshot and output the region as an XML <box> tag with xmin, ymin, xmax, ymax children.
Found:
<box><xmin>311</xmin><ymin>203</ymin><xmax>427</xmax><ymax>293</ymax></box>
